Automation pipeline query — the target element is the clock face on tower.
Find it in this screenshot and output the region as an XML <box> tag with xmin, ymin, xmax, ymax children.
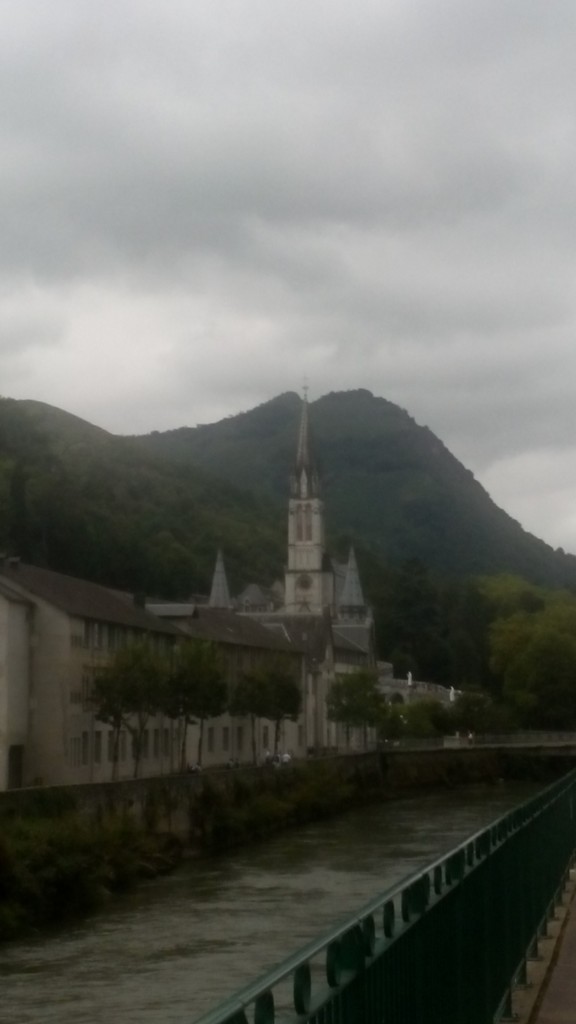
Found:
<box><xmin>297</xmin><ymin>573</ymin><xmax>312</xmax><ymax>591</ymax></box>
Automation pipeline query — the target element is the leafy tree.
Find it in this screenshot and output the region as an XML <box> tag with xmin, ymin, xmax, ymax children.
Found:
<box><xmin>168</xmin><ymin>640</ymin><xmax>227</xmax><ymax>766</ymax></box>
<box><xmin>401</xmin><ymin>699</ymin><xmax>452</xmax><ymax>738</ymax></box>
<box><xmin>92</xmin><ymin>666</ymin><xmax>127</xmax><ymax>781</ymax></box>
<box><xmin>327</xmin><ymin>671</ymin><xmax>384</xmax><ymax>749</ymax></box>
<box><xmin>479</xmin><ymin>574</ymin><xmax>547</xmax><ymax>618</ymax></box>
<box><xmin>93</xmin><ymin>643</ymin><xmax>167</xmax><ymax>778</ymax></box>
<box><xmin>489</xmin><ymin>595</ymin><xmax>576</xmax><ymax>728</ymax></box>
<box><xmin>229</xmin><ymin>672</ymin><xmax>269</xmax><ymax>764</ymax></box>
<box><xmin>378</xmin><ymin>703</ymin><xmax>406</xmax><ymax>742</ymax></box>
<box><xmin>450</xmin><ymin>691</ymin><xmax>516</xmax><ymax>735</ymax></box>
<box><xmin>163</xmin><ymin>639</ymin><xmax>227</xmax><ymax>770</ymax></box>
<box><xmin>261</xmin><ymin>665</ymin><xmax>302</xmax><ymax>755</ymax></box>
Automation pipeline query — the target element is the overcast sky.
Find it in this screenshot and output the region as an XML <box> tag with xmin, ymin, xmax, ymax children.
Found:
<box><xmin>2</xmin><ymin>1</ymin><xmax>576</xmax><ymax>553</ymax></box>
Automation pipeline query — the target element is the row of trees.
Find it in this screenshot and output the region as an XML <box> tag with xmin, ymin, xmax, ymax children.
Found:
<box><xmin>326</xmin><ymin>671</ymin><xmax>516</xmax><ymax>746</ymax></box>
<box><xmin>93</xmin><ymin>568</ymin><xmax>576</xmax><ymax>784</ymax></box>
<box><xmin>92</xmin><ymin>640</ymin><xmax>301</xmax><ymax>778</ymax></box>
<box><xmin>331</xmin><ymin>569</ymin><xmax>576</xmax><ymax>739</ymax></box>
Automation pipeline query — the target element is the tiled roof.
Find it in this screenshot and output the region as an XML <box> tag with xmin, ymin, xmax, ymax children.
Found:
<box><xmin>171</xmin><ymin>607</ymin><xmax>301</xmax><ymax>654</ymax></box>
<box><xmin>0</xmin><ymin>562</ymin><xmax>179</xmax><ymax>635</ymax></box>
<box><xmin>0</xmin><ymin>579</ymin><xmax>32</xmax><ymax>604</ymax></box>
<box><xmin>148</xmin><ymin>602</ymin><xmax>198</xmax><ymax>617</ymax></box>
<box><xmin>251</xmin><ymin>613</ymin><xmax>332</xmax><ymax>663</ymax></box>
<box><xmin>332</xmin><ymin>622</ymin><xmax>373</xmax><ymax>655</ymax></box>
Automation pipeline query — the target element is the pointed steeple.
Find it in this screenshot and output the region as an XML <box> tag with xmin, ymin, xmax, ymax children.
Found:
<box><xmin>284</xmin><ymin>391</ymin><xmax>334</xmax><ymax>613</ymax></box>
<box><xmin>291</xmin><ymin>393</ymin><xmax>320</xmax><ymax>499</ymax></box>
<box><xmin>209</xmin><ymin>549</ymin><xmax>232</xmax><ymax>608</ymax></box>
<box><xmin>338</xmin><ymin>547</ymin><xmax>365</xmax><ymax>610</ymax></box>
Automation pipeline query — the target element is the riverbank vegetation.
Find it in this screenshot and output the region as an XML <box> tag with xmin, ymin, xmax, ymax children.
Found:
<box><xmin>3</xmin><ymin>749</ymin><xmax>570</xmax><ymax>945</ymax></box>
<box><xmin>0</xmin><ymin>761</ymin><xmax>368</xmax><ymax>943</ymax></box>
<box><xmin>0</xmin><ymin>795</ymin><xmax>182</xmax><ymax>942</ymax></box>
<box><xmin>192</xmin><ymin>758</ymin><xmax>382</xmax><ymax>852</ymax></box>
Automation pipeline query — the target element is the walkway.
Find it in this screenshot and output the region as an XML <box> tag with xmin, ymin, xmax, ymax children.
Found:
<box><xmin>513</xmin><ymin>869</ymin><xmax>576</xmax><ymax>1024</ymax></box>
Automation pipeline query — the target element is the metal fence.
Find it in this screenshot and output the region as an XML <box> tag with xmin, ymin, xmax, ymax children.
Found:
<box><xmin>379</xmin><ymin>730</ymin><xmax>576</xmax><ymax>751</ymax></box>
<box><xmin>193</xmin><ymin>769</ymin><xmax>576</xmax><ymax>1024</ymax></box>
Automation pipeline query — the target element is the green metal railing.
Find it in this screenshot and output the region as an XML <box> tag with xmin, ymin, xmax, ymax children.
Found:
<box><xmin>193</xmin><ymin>771</ymin><xmax>576</xmax><ymax>1024</ymax></box>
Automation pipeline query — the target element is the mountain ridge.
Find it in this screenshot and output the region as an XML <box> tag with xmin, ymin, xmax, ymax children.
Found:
<box><xmin>1</xmin><ymin>390</ymin><xmax>575</xmax><ymax>592</ymax></box>
<box><xmin>132</xmin><ymin>388</ymin><xmax>576</xmax><ymax>587</ymax></box>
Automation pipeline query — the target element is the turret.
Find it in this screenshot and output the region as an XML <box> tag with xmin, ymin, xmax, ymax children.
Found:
<box><xmin>338</xmin><ymin>547</ymin><xmax>367</xmax><ymax>620</ymax></box>
<box><xmin>209</xmin><ymin>549</ymin><xmax>233</xmax><ymax>608</ymax></box>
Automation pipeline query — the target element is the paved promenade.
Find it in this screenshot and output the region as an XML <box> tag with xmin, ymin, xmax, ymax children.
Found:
<box><xmin>532</xmin><ymin>886</ymin><xmax>576</xmax><ymax>1024</ymax></box>
<box><xmin>512</xmin><ymin>869</ymin><xmax>576</xmax><ymax>1024</ymax></box>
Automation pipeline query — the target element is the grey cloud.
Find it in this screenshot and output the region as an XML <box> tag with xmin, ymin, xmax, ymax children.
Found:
<box><xmin>2</xmin><ymin>0</ymin><xmax>576</xmax><ymax>549</ymax></box>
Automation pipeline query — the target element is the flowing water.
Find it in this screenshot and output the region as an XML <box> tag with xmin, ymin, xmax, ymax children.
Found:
<box><xmin>0</xmin><ymin>783</ymin><xmax>539</xmax><ymax>1024</ymax></box>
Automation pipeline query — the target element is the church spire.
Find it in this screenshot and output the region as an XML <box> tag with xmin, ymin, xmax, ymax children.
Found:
<box><xmin>338</xmin><ymin>547</ymin><xmax>366</xmax><ymax>613</ymax></box>
<box><xmin>284</xmin><ymin>391</ymin><xmax>334</xmax><ymax>613</ymax></box>
<box><xmin>291</xmin><ymin>391</ymin><xmax>320</xmax><ymax>500</ymax></box>
<box><xmin>209</xmin><ymin>549</ymin><xmax>232</xmax><ymax>608</ymax></box>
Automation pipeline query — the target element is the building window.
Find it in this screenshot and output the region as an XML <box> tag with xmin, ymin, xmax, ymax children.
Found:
<box><xmin>153</xmin><ymin>729</ymin><xmax>160</xmax><ymax>759</ymax></box>
<box><xmin>222</xmin><ymin>726</ymin><xmax>229</xmax><ymax>752</ymax></box>
<box><xmin>141</xmin><ymin>730</ymin><xmax>149</xmax><ymax>759</ymax></box>
<box><xmin>107</xmin><ymin>731</ymin><xmax>114</xmax><ymax>763</ymax></box>
<box><xmin>120</xmin><ymin>730</ymin><xmax>127</xmax><ymax>761</ymax></box>
<box><xmin>262</xmin><ymin>725</ymin><xmax>269</xmax><ymax>750</ymax></box>
<box><xmin>81</xmin><ymin>731</ymin><xmax>89</xmax><ymax>766</ymax></box>
<box><xmin>70</xmin><ymin>737</ymin><xmax>81</xmax><ymax>765</ymax></box>
<box><xmin>81</xmin><ymin>670</ymin><xmax>94</xmax><ymax>711</ymax></box>
<box><xmin>94</xmin><ymin>731</ymin><xmax>102</xmax><ymax>764</ymax></box>
<box><xmin>236</xmin><ymin>726</ymin><xmax>244</xmax><ymax>754</ymax></box>
<box><xmin>207</xmin><ymin>727</ymin><xmax>214</xmax><ymax>754</ymax></box>
<box><xmin>305</xmin><ymin>503</ymin><xmax>313</xmax><ymax>540</ymax></box>
<box><xmin>163</xmin><ymin>728</ymin><xmax>170</xmax><ymax>757</ymax></box>
<box><xmin>298</xmin><ymin>725</ymin><xmax>304</xmax><ymax>748</ymax></box>
<box><xmin>296</xmin><ymin>506</ymin><xmax>304</xmax><ymax>541</ymax></box>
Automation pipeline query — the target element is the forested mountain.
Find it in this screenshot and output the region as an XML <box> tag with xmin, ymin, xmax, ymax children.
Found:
<box><xmin>0</xmin><ymin>397</ymin><xmax>284</xmax><ymax>597</ymax></box>
<box><xmin>133</xmin><ymin>389</ymin><xmax>576</xmax><ymax>589</ymax></box>
<box><xmin>1</xmin><ymin>390</ymin><xmax>576</xmax><ymax>598</ymax></box>
<box><xmin>3</xmin><ymin>390</ymin><xmax>576</xmax><ymax>686</ymax></box>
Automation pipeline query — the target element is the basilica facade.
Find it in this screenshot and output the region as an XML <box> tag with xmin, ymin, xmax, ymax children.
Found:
<box><xmin>209</xmin><ymin>394</ymin><xmax>376</xmax><ymax>753</ymax></box>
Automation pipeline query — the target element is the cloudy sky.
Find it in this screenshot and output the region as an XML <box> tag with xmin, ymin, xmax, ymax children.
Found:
<box><xmin>2</xmin><ymin>1</ymin><xmax>576</xmax><ymax>552</ymax></box>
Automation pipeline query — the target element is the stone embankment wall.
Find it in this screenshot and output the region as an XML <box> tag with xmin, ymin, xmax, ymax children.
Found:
<box><xmin>1</xmin><ymin>748</ymin><xmax>573</xmax><ymax>850</ymax></box>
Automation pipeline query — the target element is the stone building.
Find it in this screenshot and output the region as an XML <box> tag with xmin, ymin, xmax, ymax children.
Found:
<box><xmin>146</xmin><ymin>603</ymin><xmax>305</xmax><ymax>765</ymax></box>
<box><xmin>0</xmin><ymin>561</ymin><xmax>180</xmax><ymax>789</ymax></box>
<box><xmin>0</xmin><ymin>562</ymin><xmax>307</xmax><ymax>789</ymax></box>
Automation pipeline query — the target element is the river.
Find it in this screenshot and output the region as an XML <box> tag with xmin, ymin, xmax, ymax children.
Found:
<box><xmin>0</xmin><ymin>782</ymin><xmax>539</xmax><ymax>1024</ymax></box>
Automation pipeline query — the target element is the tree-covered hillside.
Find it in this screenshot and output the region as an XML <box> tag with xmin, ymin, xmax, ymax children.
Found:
<box><xmin>4</xmin><ymin>391</ymin><xmax>576</xmax><ymax>689</ymax></box>
<box><xmin>133</xmin><ymin>389</ymin><xmax>576</xmax><ymax>589</ymax></box>
<box><xmin>0</xmin><ymin>397</ymin><xmax>284</xmax><ymax>597</ymax></box>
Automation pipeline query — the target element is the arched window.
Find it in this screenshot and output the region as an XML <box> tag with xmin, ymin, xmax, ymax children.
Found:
<box><xmin>304</xmin><ymin>503</ymin><xmax>313</xmax><ymax>540</ymax></box>
<box><xmin>296</xmin><ymin>506</ymin><xmax>304</xmax><ymax>541</ymax></box>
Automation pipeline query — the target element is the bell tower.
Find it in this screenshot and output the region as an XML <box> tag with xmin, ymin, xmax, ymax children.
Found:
<box><xmin>284</xmin><ymin>392</ymin><xmax>334</xmax><ymax>613</ymax></box>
